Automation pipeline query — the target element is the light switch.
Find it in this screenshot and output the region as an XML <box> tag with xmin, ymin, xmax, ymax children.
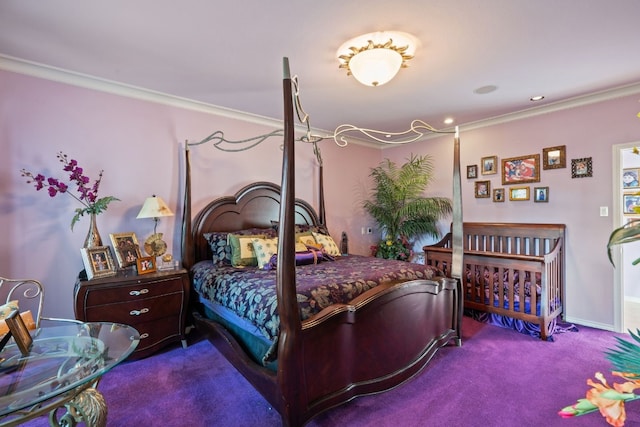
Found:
<box><xmin>600</xmin><ymin>206</ymin><xmax>608</xmax><ymax>217</ymax></box>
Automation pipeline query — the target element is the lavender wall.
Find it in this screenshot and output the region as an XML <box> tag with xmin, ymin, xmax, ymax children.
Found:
<box><xmin>0</xmin><ymin>69</ymin><xmax>381</xmax><ymax>319</ymax></box>
<box><xmin>384</xmin><ymin>95</ymin><xmax>640</xmax><ymax>329</ymax></box>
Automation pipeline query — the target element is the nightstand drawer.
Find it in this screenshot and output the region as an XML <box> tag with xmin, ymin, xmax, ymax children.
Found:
<box><xmin>133</xmin><ymin>316</ymin><xmax>182</xmax><ymax>353</ymax></box>
<box><xmin>82</xmin><ymin>292</ymin><xmax>184</xmax><ymax>324</ymax></box>
<box><xmin>83</xmin><ymin>277</ymin><xmax>183</xmax><ymax>307</ymax></box>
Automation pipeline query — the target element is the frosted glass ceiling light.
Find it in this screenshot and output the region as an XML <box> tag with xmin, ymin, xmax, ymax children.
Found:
<box><xmin>337</xmin><ymin>31</ymin><xmax>416</xmax><ymax>87</ymax></box>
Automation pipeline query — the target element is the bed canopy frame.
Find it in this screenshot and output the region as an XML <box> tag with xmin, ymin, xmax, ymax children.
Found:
<box><xmin>181</xmin><ymin>57</ymin><xmax>464</xmax><ymax>426</ymax></box>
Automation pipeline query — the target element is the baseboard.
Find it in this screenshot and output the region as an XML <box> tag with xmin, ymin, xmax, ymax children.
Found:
<box><xmin>563</xmin><ymin>315</ymin><xmax>615</xmax><ymax>332</ymax></box>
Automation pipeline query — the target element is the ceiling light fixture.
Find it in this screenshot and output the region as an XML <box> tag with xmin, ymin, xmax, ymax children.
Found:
<box><xmin>337</xmin><ymin>31</ymin><xmax>417</xmax><ymax>87</ymax></box>
<box><xmin>530</xmin><ymin>95</ymin><xmax>545</xmax><ymax>101</ymax></box>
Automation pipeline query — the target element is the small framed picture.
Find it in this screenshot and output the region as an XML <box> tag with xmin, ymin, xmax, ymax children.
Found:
<box><xmin>534</xmin><ymin>186</ymin><xmax>549</xmax><ymax>203</ymax></box>
<box><xmin>137</xmin><ymin>256</ymin><xmax>157</xmax><ymax>275</ymax></box>
<box><xmin>467</xmin><ymin>165</ymin><xmax>478</xmax><ymax>179</ymax></box>
<box><xmin>4</xmin><ymin>309</ymin><xmax>33</xmax><ymax>356</ymax></box>
<box><xmin>474</xmin><ymin>180</ymin><xmax>491</xmax><ymax>198</ymax></box>
<box><xmin>623</xmin><ymin>193</ymin><xmax>640</xmax><ymax>215</ymax></box>
<box><xmin>502</xmin><ymin>154</ymin><xmax>541</xmax><ymax>185</ymax></box>
<box><xmin>623</xmin><ymin>168</ymin><xmax>640</xmax><ymax>189</ymax></box>
<box><xmin>542</xmin><ymin>146</ymin><xmax>566</xmax><ymax>170</ymax></box>
<box><xmin>481</xmin><ymin>156</ymin><xmax>498</xmax><ymax>175</ymax></box>
<box><xmin>81</xmin><ymin>246</ymin><xmax>117</xmax><ymax>280</ymax></box>
<box><xmin>509</xmin><ymin>186</ymin><xmax>530</xmax><ymax>201</ymax></box>
<box><xmin>493</xmin><ymin>188</ymin><xmax>505</xmax><ymax>202</ymax></box>
<box><xmin>571</xmin><ymin>157</ymin><xmax>593</xmax><ymax>178</ymax></box>
<box><xmin>110</xmin><ymin>232</ymin><xmax>142</xmax><ymax>268</ymax></box>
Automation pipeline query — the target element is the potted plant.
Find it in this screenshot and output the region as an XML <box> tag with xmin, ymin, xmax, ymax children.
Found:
<box><xmin>363</xmin><ymin>154</ymin><xmax>452</xmax><ymax>260</ymax></box>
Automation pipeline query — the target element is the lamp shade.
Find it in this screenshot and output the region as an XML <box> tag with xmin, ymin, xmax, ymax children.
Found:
<box><xmin>136</xmin><ymin>195</ymin><xmax>174</xmax><ymax>219</ymax></box>
<box><xmin>348</xmin><ymin>48</ymin><xmax>403</xmax><ymax>87</ymax></box>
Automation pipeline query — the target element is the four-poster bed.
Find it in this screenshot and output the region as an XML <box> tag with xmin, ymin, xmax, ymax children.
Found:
<box><xmin>181</xmin><ymin>58</ymin><xmax>463</xmax><ymax>426</ymax></box>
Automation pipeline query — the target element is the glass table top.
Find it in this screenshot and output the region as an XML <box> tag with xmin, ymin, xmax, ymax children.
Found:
<box><xmin>0</xmin><ymin>322</ymin><xmax>139</xmax><ymax>416</ymax></box>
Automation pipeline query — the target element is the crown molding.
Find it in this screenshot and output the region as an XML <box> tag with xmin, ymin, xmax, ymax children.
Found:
<box><xmin>3</xmin><ymin>54</ymin><xmax>639</xmax><ymax>149</ymax></box>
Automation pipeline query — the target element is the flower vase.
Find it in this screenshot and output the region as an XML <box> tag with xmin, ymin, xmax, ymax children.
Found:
<box><xmin>84</xmin><ymin>213</ymin><xmax>103</xmax><ymax>248</ymax></box>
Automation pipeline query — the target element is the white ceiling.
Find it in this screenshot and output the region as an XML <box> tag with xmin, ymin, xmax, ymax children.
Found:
<box><xmin>2</xmin><ymin>1</ymin><xmax>640</xmax><ymax>136</ymax></box>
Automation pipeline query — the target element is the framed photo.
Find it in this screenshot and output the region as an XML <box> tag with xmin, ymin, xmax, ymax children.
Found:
<box><xmin>137</xmin><ymin>256</ymin><xmax>157</xmax><ymax>275</ymax></box>
<box><xmin>466</xmin><ymin>165</ymin><xmax>478</xmax><ymax>179</ymax></box>
<box><xmin>481</xmin><ymin>156</ymin><xmax>498</xmax><ymax>175</ymax></box>
<box><xmin>474</xmin><ymin>180</ymin><xmax>491</xmax><ymax>198</ymax></box>
<box><xmin>80</xmin><ymin>246</ymin><xmax>117</xmax><ymax>280</ymax></box>
<box><xmin>509</xmin><ymin>186</ymin><xmax>530</xmax><ymax>201</ymax></box>
<box><xmin>623</xmin><ymin>193</ymin><xmax>640</xmax><ymax>215</ymax></box>
<box><xmin>623</xmin><ymin>168</ymin><xmax>640</xmax><ymax>189</ymax></box>
<box><xmin>5</xmin><ymin>309</ymin><xmax>33</xmax><ymax>355</ymax></box>
<box><xmin>542</xmin><ymin>145</ymin><xmax>566</xmax><ymax>169</ymax></box>
<box><xmin>110</xmin><ymin>232</ymin><xmax>142</xmax><ymax>268</ymax></box>
<box><xmin>493</xmin><ymin>188</ymin><xmax>505</xmax><ymax>202</ymax></box>
<box><xmin>571</xmin><ymin>157</ymin><xmax>593</xmax><ymax>178</ymax></box>
<box><xmin>502</xmin><ymin>154</ymin><xmax>540</xmax><ymax>185</ymax></box>
<box><xmin>534</xmin><ymin>186</ymin><xmax>549</xmax><ymax>203</ymax></box>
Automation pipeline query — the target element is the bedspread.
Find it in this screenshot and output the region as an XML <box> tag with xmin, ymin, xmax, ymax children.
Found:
<box><xmin>191</xmin><ymin>255</ymin><xmax>441</xmax><ymax>343</ymax></box>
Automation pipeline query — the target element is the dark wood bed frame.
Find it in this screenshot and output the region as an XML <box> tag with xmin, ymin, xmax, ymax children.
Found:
<box><xmin>181</xmin><ymin>59</ymin><xmax>463</xmax><ymax>427</ymax></box>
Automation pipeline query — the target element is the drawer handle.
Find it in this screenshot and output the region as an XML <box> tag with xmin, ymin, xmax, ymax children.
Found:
<box><xmin>139</xmin><ymin>333</ymin><xmax>149</xmax><ymax>340</ymax></box>
<box><xmin>129</xmin><ymin>288</ymin><xmax>149</xmax><ymax>296</ymax></box>
<box><xmin>129</xmin><ymin>308</ymin><xmax>150</xmax><ymax>316</ymax></box>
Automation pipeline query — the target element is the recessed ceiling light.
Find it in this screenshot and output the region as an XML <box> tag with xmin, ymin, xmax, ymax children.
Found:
<box><xmin>443</xmin><ymin>117</ymin><xmax>454</xmax><ymax>125</ymax></box>
<box><xmin>474</xmin><ymin>85</ymin><xmax>498</xmax><ymax>95</ymax></box>
<box><xmin>530</xmin><ymin>95</ymin><xmax>545</xmax><ymax>101</ymax></box>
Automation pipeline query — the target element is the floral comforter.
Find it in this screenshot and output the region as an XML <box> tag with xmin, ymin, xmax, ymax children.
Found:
<box><xmin>191</xmin><ymin>255</ymin><xmax>442</xmax><ymax>343</ymax></box>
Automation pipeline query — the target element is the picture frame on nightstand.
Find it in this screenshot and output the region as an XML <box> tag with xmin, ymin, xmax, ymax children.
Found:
<box><xmin>81</xmin><ymin>246</ymin><xmax>117</xmax><ymax>280</ymax></box>
<box><xmin>137</xmin><ymin>256</ymin><xmax>157</xmax><ymax>275</ymax></box>
<box><xmin>110</xmin><ymin>232</ymin><xmax>142</xmax><ymax>268</ymax></box>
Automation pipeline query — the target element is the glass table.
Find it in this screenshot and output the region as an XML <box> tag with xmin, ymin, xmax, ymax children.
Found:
<box><xmin>0</xmin><ymin>322</ymin><xmax>139</xmax><ymax>427</ymax></box>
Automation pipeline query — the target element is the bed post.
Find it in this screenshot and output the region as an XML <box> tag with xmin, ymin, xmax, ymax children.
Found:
<box><xmin>450</xmin><ymin>127</ymin><xmax>464</xmax><ymax>343</ymax></box>
<box><xmin>181</xmin><ymin>142</ymin><xmax>194</xmax><ymax>270</ymax></box>
<box><xmin>277</xmin><ymin>57</ymin><xmax>305</xmax><ymax>427</ymax></box>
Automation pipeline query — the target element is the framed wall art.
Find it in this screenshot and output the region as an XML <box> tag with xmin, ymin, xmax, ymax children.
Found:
<box><xmin>623</xmin><ymin>193</ymin><xmax>640</xmax><ymax>215</ymax></box>
<box><xmin>501</xmin><ymin>154</ymin><xmax>540</xmax><ymax>185</ymax></box>
<box><xmin>137</xmin><ymin>256</ymin><xmax>157</xmax><ymax>275</ymax></box>
<box><xmin>466</xmin><ymin>165</ymin><xmax>478</xmax><ymax>179</ymax></box>
<box><xmin>571</xmin><ymin>157</ymin><xmax>593</xmax><ymax>178</ymax></box>
<box><xmin>509</xmin><ymin>186</ymin><xmax>530</xmax><ymax>201</ymax></box>
<box><xmin>110</xmin><ymin>232</ymin><xmax>142</xmax><ymax>268</ymax></box>
<box><xmin>493</xmin><ymin>188</ymin><xmax>505</xmax><ymax>202</ymax></box>
<box><xmin>81</xmin><ymin>246</ymin><xmax>117</xmax><ymax>280</ymax></box>
<box><xmin>534</xmin><ymin>186</ymin><xmax>549</xmax><ymax>203</ymax></box>
<box><xmin>474</xmin><ymin>180</ymin><xmax>490</xmax><ymax>198</ymax></box>
<box><xmin>542</xmin><ymin>145</ymin><xmax>566</xmax><ymax>169</ymax></box>
<box><xmin>481</xmin><ymin>156</ymin><xmax>498</xmax><ymax>175</ymax></box>
<box><xmin>623</xmin><ymin>168</ymin><xmax>640</xmax><ymax>189</ymax></box>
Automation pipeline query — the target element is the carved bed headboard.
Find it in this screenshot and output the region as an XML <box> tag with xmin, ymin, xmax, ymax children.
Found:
<box><xmin>190</xmin><ymin>181</ymin><xmax>320</xmax><ymax>264</ymax></box>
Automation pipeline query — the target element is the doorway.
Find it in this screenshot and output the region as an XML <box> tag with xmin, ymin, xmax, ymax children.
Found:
<box><xmin>614</xmin><ymin>142</ymin><xmax>640</xmax><ymax>333</ymax></box>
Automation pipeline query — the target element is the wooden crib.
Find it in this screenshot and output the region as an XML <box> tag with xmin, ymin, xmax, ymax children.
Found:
<box><xmin>424</xmin><ymin>222</ymin><xmax>565</xmax><ymax>340</ymax></box>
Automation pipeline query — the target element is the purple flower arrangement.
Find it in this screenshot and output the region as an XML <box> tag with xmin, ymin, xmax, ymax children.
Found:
<box><xmin>21</xmin><ymin>152</ymin><xmax>119</xmax><ymax>230</ymax></box>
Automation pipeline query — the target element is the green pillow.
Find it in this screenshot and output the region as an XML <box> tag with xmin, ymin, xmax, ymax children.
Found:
<box><xmin>228</xmin><ymin>234</ymin><xmax>265</xmax><ymax>267</ymax></box>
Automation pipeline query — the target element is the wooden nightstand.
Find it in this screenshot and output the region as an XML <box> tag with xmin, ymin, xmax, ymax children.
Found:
<box><xmin>74</xmin><ymin>268</ymin><xmax>190</xmax><ymax>359</ymax></box>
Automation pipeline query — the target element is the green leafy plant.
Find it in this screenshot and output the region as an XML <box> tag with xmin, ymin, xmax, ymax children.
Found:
<box><xmin>363</xmin><ymin>154</ymin><xmax>452</xmax><ymax>260</ymax></box>
<box><xmin>21</xmin><ymin>152</ymin><xmax>119</xmax><ymax>230</ymax></box>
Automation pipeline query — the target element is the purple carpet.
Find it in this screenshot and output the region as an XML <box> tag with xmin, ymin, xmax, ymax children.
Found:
<box><xmin>20</xmin><ymin>316</ymin><xmax>640</xmax><ymax>426</ymax></box>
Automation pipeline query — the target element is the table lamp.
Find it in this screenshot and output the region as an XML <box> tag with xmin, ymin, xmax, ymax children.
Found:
<box><xmin>136</xmin><ymin>195</ymin><xmax>174</xmax><ymax>258</ymax></box>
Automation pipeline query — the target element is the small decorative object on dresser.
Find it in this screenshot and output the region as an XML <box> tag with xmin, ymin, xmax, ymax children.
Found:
<box><xmin>74</xmin><ymin>269</ymin><xmax>190</xmax><ymax>359</ymax></box>
<box><xmin>110</xmin><ymin>232</ymin><xmax>142</xmax><ymax>268</ymax></box>
<box><xmin>136</xmin><ymin>256</ymin><xmax>156</xmax><ymax>275</ymax></box>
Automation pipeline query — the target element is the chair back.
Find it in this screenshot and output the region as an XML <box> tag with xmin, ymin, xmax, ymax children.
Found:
<box><xmin>0</xmin><ymin>277</ymin><xmax>44</xmax><ymax>328</ymax></box>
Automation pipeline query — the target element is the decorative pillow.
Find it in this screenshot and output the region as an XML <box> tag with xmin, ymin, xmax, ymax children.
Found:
<box><xmin>271</xmin><ymin>221</ymin><xmax>329</xmax><ymax>236</ymax></box>
<box><xmin>312</xmin><ymin>232</ymin><xmax>341</xmax><ymax>256</ymax></box>
<box><xmin>296</xmin><ymin>233</ymin><xmax>317</xmax><ymax>247</ymax></box>
<box><xmin>204</xmin><ymin>232</ymin><xmax>233</xmax><ymax>266</ymax></box>
<box><xmin>204</xmin><ymin>228</ymin><xmax>277</xmax><ymax>266</ymax></box>
<box><xmin>228</xmin><ymin>234</ymin><xmax>266</xmax><ymax>267</ymax></box>
<box><xmin>251</xmin><ymin>237</ymin><xmax>279</xmax><ymax>269</ymax></box>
